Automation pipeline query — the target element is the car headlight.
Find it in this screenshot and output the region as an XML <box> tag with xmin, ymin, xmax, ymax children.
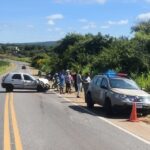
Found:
<box><xmin>114</xmin><ymin>93</ymin><xmax>127</xmax><ymax>99</ymax></box>
<box><xmin>114</xmin><ymin>93</ymin><xmax>135</xmax><ymax>102</ymax></box>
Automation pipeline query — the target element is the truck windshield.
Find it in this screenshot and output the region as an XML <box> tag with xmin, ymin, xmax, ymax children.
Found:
<box><xmin>109</xmin><ymin>78</ymin><xmax>140</xmax><ymax>89</ymax></box>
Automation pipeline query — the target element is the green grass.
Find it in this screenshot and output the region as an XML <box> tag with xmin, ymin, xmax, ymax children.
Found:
<box><xmin>132</xmin><ymin>73</ymin><xmax>150</xmax><ymax>92</ymax></box>
<box><xmin>0</xmin><ymin>54</ymin><xmax>31</xmax><ymax>63</ymax></box>
<box><xmin>0</xmin><ymin>61</ymin><xmax>11</xmax><ymax>75</ymax></box>
<box><xmin>15</xmin><ymin>57</ymin><xmax>31</xmax><ymax>63</ymax></box>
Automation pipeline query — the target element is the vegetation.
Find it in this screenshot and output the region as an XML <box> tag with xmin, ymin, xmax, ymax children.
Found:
<box><xmin>0</xmin><ymin>60</ymin><xmax>11</xmax><ymax>75</ymax></box>
<box><xmin>1</xmin><ymin>20</ymin><xmax>150</xmax><ymax>90</ymax></box>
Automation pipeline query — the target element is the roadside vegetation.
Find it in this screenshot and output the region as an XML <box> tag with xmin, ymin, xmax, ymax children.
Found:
<box><xmin>0</xmin><ymin>20</ymin><xmax>150</xmax><ymax>90</ymax></box>
<box><xmin>0</xmin><ymin>60</ymin><xmax>11</xmax><ymax>75</ymax></box>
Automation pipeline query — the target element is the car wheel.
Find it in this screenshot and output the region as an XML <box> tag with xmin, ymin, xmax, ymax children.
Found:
<box><xmin>86</xmin><ymin>93</ymin><xmax>94</xmax><ymax>109</ymax></box>
<box><xmin>37</xmin><ymin>85</ymin><xmax>44</xmax><ymax>92</ymax></box>
<box><xmin>6</xmin><ymin>85</ymin><xmax>13</xmax><ymax>92</ymax></box>
<box><xmin>104</xmin><ymin>99</ymin><xmax>113</xmax><ymax>116</ymax></box>
<box><xmin>45</xmin><ymin>83</ymin><xmax>50</xmax><ymax>90</ymax></box>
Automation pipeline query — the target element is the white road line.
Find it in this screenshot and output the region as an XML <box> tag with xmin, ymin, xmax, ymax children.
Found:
<box><xmin>55</xmin><ymin>92</ymin><xmax>150</xmax><ymax>145</ymax></box>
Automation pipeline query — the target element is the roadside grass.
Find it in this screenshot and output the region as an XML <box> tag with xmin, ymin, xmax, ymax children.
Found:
<box><xmin>133</xmin><ymin>73</ymin><xmax>150</xmax><ymax>92</ymax></box>
<box><xmin>15</xmin><ymin>57</ymin><xmax>31</xmax><ymax>63</ymax></box>
<box><xmin>0</xmin><ymin>54</ymin><xmax>31</xmax><ymax>63</ymax></box>
<box><xmin>0</xmin><ymin>60</ymin><xmax>16</xmax><ymax>75</ymax></box>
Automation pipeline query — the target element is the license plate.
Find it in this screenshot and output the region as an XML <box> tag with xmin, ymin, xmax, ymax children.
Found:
<box><xmin>136</xmin><ymin>103</ymin><xmax>143</xmax><ymax>109</ymax></box>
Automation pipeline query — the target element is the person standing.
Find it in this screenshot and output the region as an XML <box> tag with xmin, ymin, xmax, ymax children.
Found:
<box><xmin>59</xmin><ymin>72</ymin><xmax>65</xmax><ymax>94</ymax></box>
<box><xmin>65</xmin><ymin>71</ymin><xmax>72</xmax><ymax>93</ymax></box>
<box><xmin>76</xmin><ymin>71</ymin><xmax>83</xmax><ymax>98</ymax></box>
<box><xmin>83</xmin><ymin>73</ymin><xmax>91</xmax><ymax>101</ymax></box>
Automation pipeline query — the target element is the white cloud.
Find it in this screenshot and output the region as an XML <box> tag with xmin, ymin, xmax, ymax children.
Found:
<box><xmin>82</xmin><ymin>22</ymin><xmax>97</xmax><ymax>30</ymax></box>
<box><xmin>145</xmin><ymin>0</ymin><xmax>150</xmax><ymax>3</ymax></box>
<box><xmin>137</xmin><ymin>12</ymin><xmax>150</xmax><ymax>21</ymax></box>
<box><xmin>100</xmin><ymin>25</ymin><xmax>110</xmax><ymax>29</ymax></box>
<box><xmin>0</xmin><ymin>24</ymin><xmax>11</xmax><ymax>31</ymax></box>
<box><xmin>48</xmin><ymin>27</ymin><xmax>62</xmax><ymax>32</ymax></box>
<box><xmin>47</xmin><ymin>14</ymin><xmax>64</xmax><ymax>25</ymax></box>
<box><xmin>27</xmin><ymin>25</ymin><xmax>34</xmax><ymax>28</ymax></box>
<box><xmin>54</xmin><ymin>0</ymin><xmax>107</xmax><ymax>4</ymax></box>
<box><xmin>79</xmin><ymin>19</ymin><xmax>88</xmax><ymax>23</ymax></box>
<box><xmin>108</xmin><ymin>19</ymin><xmax>128</xmax><ymax>25</ymax></box>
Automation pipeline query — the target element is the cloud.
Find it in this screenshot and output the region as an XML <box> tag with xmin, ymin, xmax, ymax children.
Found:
<box><xmin>137</xmin><ymin>12</ymin><xmax>150</xmax><ymax>21</ymax></box>
<box><xmin>108</xmin><ymin>19</ymin><xmax>128</xmax><ymax>25</ymax></box>
<box><xmin>79</xmin><ymin>19</ymin><xmax>88</xmax><ymax>23</ymax></box>
<box><xmin>54</xmin><ymin>0</ymin><xmax>107</xmax><ymax>4</ymax></box>
<box><xmin>27</xmin><ymin>25</ymin><xmax>34</xmax><ymax>29</ymax></box>
<box><xmin>48</xmin><ymin>27</ymin><xmax>62</xmax><ymax>32</ymax></box>
<box><xmin>82</xmin><ymin>22</ymin><xmax>97</xmax><ymax>30</ymax></box>
<box><xmin>47</xmin><ymin>14</ymin><xmax>64</xmax><ymax>25</ymax></box>
<box><xmin>0</xmin><ymin>24</ymin><xmax>11</xmax><ymax>31</ymax></box>
<box><xmin>100</xmin><ymin>25</ymin><xmax>110</xmax><ymax>29</ymax></box>
<box><xmin>145</xmin><ymin>0</ymin><xmax>150</xmax><ymax>3</ymax></box>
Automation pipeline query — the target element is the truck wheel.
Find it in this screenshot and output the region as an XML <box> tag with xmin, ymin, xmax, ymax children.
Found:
<box><xmin>104</xmin><ymin>99</ymin><xmax>113</xmax><ymax>116</ymax></box>
<box><xmin>86</xmin><ymin>93</ymin><xmax>94</xmax><ymax>109</ymax></box>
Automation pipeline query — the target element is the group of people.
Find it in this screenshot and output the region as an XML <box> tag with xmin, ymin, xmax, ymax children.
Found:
<box><xmin>52</xmin><ymin>70</ymin><xmax>91</xmax><ymax>98</ymax></box>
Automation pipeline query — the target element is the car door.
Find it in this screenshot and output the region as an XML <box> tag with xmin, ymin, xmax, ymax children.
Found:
<box><xmin>23</xmin><ymin>74</ymin><xmax>37</xmax><ymax>89</ymax></box>
<box><xmin>90</xmin><ymin>76</ymin><xmax>99</xmax><ymax>101</ymax></box>
<box><xmin>94</xmin><ymin>77</ymin><xmax>102</xmax><ymax>103</ymax></box>
<box><xmin>100</xmin><ymin>78</ymin><xmax>109</xmax><ymax>106</ymax></box>
<box><xmin>11</xmin><ymin>74</ymin><xmax>24</xmax><ymax>88</ymax></box>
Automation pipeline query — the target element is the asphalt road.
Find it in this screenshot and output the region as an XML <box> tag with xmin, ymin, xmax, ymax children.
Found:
<box><xmin>0</xmin><ymin>61</ymin><xmax>150</xmax><ymax>150</ymax></box>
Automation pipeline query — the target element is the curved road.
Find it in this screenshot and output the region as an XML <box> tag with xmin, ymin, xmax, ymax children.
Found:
<box><xmin>0</xmin><ymin>61</ymin><xmax>149</xmax><ymax>150</ymax></box>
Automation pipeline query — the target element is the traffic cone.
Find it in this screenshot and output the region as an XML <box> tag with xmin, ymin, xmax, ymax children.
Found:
<box><xmin>129</xmin><ymin>102</ymin><xmax>139</xmax><ymax>122</ymax></box>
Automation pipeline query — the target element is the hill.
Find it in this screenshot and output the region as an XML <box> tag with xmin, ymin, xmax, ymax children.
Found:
<box><xmin>0</xmin><ymin>41</ymin><xmax>57</xmax><ymax>47</ymax></box>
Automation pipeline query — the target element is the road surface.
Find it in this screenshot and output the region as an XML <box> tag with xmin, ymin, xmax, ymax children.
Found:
<box><xmin>0</xmin><ymin>61</ymin><xmax>149</xmax><ymax>150</ymax></box>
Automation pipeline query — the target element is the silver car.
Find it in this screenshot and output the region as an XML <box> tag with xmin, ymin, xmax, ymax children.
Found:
<box><xmin>86</xmin><ymin>74</ymin><xmax>150</xmax><ymax>115</ymax></box>
<box><xmin>1</xmin><ymin>72</ymin><xmax>50</xmax><ymax>92</ymax></box>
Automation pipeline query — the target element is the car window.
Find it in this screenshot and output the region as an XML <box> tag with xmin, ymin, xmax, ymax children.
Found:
<box><xmin>101</xmin><ymin>78</ymin><xmax>108</xmax><ymax>88</ymax></box>
<box><xmin>109</xmin><ymin>78</ymin><xmax>140</xmax><ymax>89</ymax></box>
<box><xmin>12</xmin><ymin>74</ymin><xmax>22</xmax><ymax>80</ymax></box>
<box><xmin>96</xmin><ymin>77</ymin><xmax>102</xmax><ymax>87</ymax></box>
<box><xmin>92</xmin><ymin>76</ymin><xmax>98</xmax><ymax>85</ymax></box>
<box><xmin>23</xmin><ymin>75</ymin><xmax>33</xmax><ymax>81</ymax></box>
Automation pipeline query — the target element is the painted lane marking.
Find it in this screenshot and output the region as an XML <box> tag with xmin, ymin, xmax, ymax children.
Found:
<box><xmin>4</xmin><ymin>93</ymin><xmax>11</xmax><ymax>150</ymax></box>
<box><xmin>56</xmin><ymin>92</ymin><xmax>150</xmax><ymax>145</ymax></box>
<box><xmin>10</xmin><ymin>93</ymin><xmax>23</xmax><ymax>150</ymax></box>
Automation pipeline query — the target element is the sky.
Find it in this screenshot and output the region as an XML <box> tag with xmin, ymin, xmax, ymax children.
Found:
<box><xmin>0</xmin><ymin>0</ymin><xmax>150</xmax><ymax>43</ymax></box>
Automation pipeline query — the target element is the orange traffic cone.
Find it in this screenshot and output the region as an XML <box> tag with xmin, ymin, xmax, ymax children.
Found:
<box><xmin>129</xmin><ymin>102</ymin><xmax>139</xmax><ymax>122</ymax></box>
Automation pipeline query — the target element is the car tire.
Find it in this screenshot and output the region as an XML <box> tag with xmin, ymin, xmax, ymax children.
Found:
<box><xmin>6</xmin><ymin>85</ymin><xmax>13</xmax><ymax>92</ymax></box>
<box><xmin>45</xmin><ymin>83</ymin><xmax>50</xmax><ymax>90</ymax></box>
<box><xmin>37</xmin><ymin>85</ymin><xmax>44</xmax><ymax>92</ymax></box>
<box><xmin>86</xmin><ymin>93</ymin><xmax>94</xmax><ymax>109</ymax></box>
<box><xmin>104</xmin><ymin>98</ymin><xmax>113</xmax><ymax>116</ymax></box>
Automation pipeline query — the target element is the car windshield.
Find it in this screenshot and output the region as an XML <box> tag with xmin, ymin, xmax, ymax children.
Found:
<box><xmin>109</xmin><ymin>78</ymin><xmax>140</xmax><ymax>89</ymax></box>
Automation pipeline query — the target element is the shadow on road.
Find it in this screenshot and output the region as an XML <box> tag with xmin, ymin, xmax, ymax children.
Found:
<box><xmin>69</xmin><ymin>105</ymin><xmax>130</xmax><ymax>119</ymax></box>
<box><xmin>0</xmin><ymin>90</ymin><xmax>55</xmax><ymax>94</ymax></box>
<box><xmin>0</xmin><ymin>91</ymin><xmax>6</xmax><ymax>93</ymax></box>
